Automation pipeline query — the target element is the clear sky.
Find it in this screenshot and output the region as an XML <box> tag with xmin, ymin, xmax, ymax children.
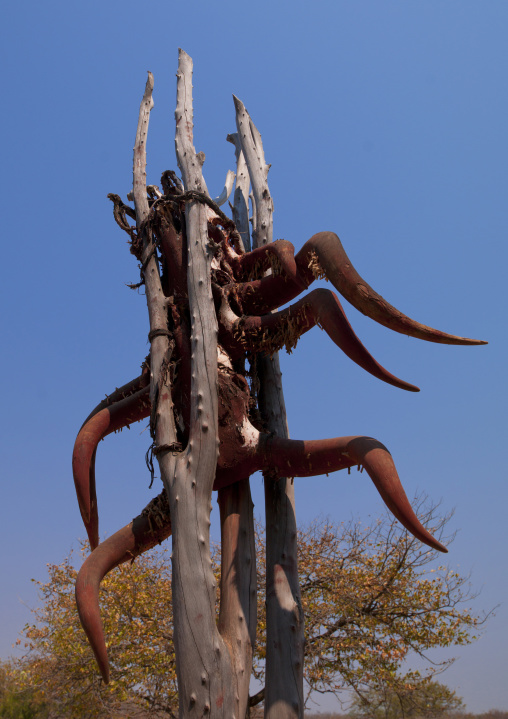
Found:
<box><xmin>1</xmin><ymin>1</ymin><xmax>506</xmax><ymax>713</ymax></box>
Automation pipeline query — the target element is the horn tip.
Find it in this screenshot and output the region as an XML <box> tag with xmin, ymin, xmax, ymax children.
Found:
<box><xmin>456</xmin><ymin>337</ymin><xmax>488</xmax><ymax>346</ymax></box>
<box><xmin>399</xmin><ymin>380</ymin><xmax>420</xmax><ymax>393</ymax></box>
<box><xmin>451</xmin><ymin>337</ymin><xmax>487</xmax><ymax>346</ymax></box>
<box><xmin>427</xmin><ymin>538</ymin><xmax>448</xmax><ymax>554</ymax></box>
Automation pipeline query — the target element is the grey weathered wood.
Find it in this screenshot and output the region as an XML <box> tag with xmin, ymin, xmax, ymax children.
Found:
<box><xmin>133</xmin><ymin>72</ymin><xmax>177</xmax><ymax>457</ymax></box>
<box><xmin>213</xmin><ymin>131</ymin><xmax>258</xmax><ymax>719</ymax></box>
<box><xmin>258</xmin><ymin>356</ymin><xmax>304</xmax><ymax>719</ymax></box>
<box><xmin>135</xmin><ymin>63</ymin><xmax>303</xmax><ymax>718</ymax></box>
<box><xmin>232</xmin><ymin>96</ymin><xmax>273</xmax><ymax>248</ymax></box>
<box><xmin>133</xmin><ymin>50</ymin><xmax>246</xmax><ymax>718</ymax></box>
<box><xmin>227</xmin><ymin>132</ymin><xmax>251</xmax><ymax>252</ymax></box>
<box><xmin>234</xmin><ymin>96</ymin><xmax>304</xmax><ymax>719</ymax></box>
<box><xmin>158</xmin><ymin>48</ymin><xmax>237</xmax><ymax>719</ymax></box>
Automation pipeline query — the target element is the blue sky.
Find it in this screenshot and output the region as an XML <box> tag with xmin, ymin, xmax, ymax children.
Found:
<box><xmin>1</xmin><ymin>1</ymin><xmax>506</xmax><ymax>712</ymax></box>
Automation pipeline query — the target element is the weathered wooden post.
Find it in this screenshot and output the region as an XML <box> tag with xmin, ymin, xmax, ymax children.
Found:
<box><xmin>232</xmin><ymin>97</ymin><xmax>304</xmax><ymax>718</ymax></box>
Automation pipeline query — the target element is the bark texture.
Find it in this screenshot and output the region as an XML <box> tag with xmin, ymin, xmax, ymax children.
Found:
<box><xmin>218</xmin><ymin>481</ymin><xmax>257</xmax><ymax>715</ymax></box>
<box><xmin>227</xmin><ymin>132</ymin><xmax>251</xmax><ymax>252</ymax></box>
<box><xmin>234</xmin><ymin>95</ymin><xmax>305</xmax><ymax>719</ymax></box>
<box><xmin>215</xmin><ymin>127</ymin><xmax>258</xmax><ymax>719</ymax></box>
<box><xmin>156</xmin><ymin>49</ymin><xmax>237</xmax><ymax>719</ymax></box>
<box><xmin>133</xmin><ymin>73</ymin><xmax>177</xmax><ymax>454</ymax></box>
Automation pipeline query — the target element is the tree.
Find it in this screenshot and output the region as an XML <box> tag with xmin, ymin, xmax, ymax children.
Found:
<box><xmin>253</xmin><ymin>501</ymin><xmax>485</xmax><ymax>710</ymax></box>
<box><xmin>0</xmin><ymin>661</ymin><xmax>48</xmax><ymax>719</ymax></box>
<box><xmin>14</xmin><ymin>548</ymin><xmax>178</xmax><ymax>718</ymax></box>
<box><xmin>12</xmin><ymin>503</ymin><xmax>485</xmax><ymax>718</ymax></box>
<box><xmin>350</xmin><ymin>680</ymin><xmax>464</xmax><ymax>719</ymax></box>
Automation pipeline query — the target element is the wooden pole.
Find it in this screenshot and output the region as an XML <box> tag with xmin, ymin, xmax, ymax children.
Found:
<box><xmin>234</xmin><ymin>95</ymin><xmax>304</xmax><ymax>719</ymax></box>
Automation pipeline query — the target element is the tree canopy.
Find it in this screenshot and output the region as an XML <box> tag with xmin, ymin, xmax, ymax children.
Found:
<box><xmin>5</xmin><ymin>500</ymin><xmax>486</xmax><ymax>718</ymax></box>
<box><xmin>350</xmin><ymin>680</ymin><xmax>464</xmax><ymax>719</ymax></box>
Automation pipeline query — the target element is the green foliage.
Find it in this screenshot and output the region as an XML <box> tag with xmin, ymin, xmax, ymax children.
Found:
<box><xmin>253</xmin><ymin>500</ymin><xmax>487</xmax><ymax>708</ymax></box>
<box><xmin>0</xmin><ymin>662</ymin><xmax>48</xmax><ymax>719</ymax></box>
<box><xmin>350</xmin><ymin>680</ymin><xmax>464</xmax><ymax>719</ymax></box>
<box><xmin>9</xmin><ymin>500</ymin><xmax>487</xmax><ymax>716</ymax></box>
<box><xmin>13</xmin><ymin>549</ymin><xmax>178</xmax><ymax>718</ymax></box>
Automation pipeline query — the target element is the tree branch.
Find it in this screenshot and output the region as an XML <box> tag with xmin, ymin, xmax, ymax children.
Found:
<box><xmin>132</xmin><ymin>73</ymin><xmax>177</xmax><ymax>453</ymax></box>
<box><xmin>249</xmin><ymin>687</ymin><xmax>265</xmax><ymax>707</ymax></box>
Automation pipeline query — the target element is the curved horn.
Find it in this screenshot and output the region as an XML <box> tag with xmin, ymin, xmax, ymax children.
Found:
<box><xmin>297</xmin><ymin>232</ymin><xmax>487</xmax><ymax>346</ymax></box>
<box><xmin>75</xmin><ymin>492</ymin><xmax>172</xmax><ymax>683</ymax></box>
<box><xmin>221</xmin><ymin>289</ymin><xmax>419</xmax><ymax>392</ymax></box>
<box><xmin>236</xmin><ymin>239</ymin><xmax>302</xmax><ymax>286</ymax></box>
<box><xmin>262</xmin><ymin>434</ymin><xmax>447</xmax><ymax>553</ymax></box>
<box><xmin>230</xmin><ymin>274</ymin><xmax>303</xmax><ymax>316</ymax></box>
<box><xmin>73</xmin><ymin>387</ymin><xmax>150</xmax><ymax>549</ymax></box>
<box><xmin>345</xmin><ymin>436</ymin><xmax>447</xmax><ymax>552</ymax></box>
<box><xmin>80</xmin><ymin>369</ymin><xmax>150</xmax><ymax>429</ymax></box>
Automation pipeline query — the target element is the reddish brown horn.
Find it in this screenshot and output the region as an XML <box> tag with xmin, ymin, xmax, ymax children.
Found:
<box><xmin>221</xmin><ymin>288</ymin><xmax>419</xmax><ymax>392</ymax></box>
<box><xmin>75</xmin><ymin>492</ymin><xmax>172</xmax><ymax>683</ymax></box>
<box><xmin>262</xmin><ymin>434</ymin><xmax>447</xmax><ymax>553</ymax></box>
<box><xmin>235</xmin><ymin>239</ymin><xmax>302</xmax><ymax>286</ymax></box>
<box><xmin>297</xmin><ymin>231</ymin><xmax>487</xmax><ymax>346</ymax></box>
<box><xmin>345</xmin><ymin>436</ymin><xmax>447</xmax><ymax>552</ymax></box>
<box><xmin>230</xmin><ymin>274</ymin><xmax>303</xmax><ymax>315</ymax></box>
<box><xmin>73</xmin><ymin>387</ymin><xmax>150</xmax><ymax>549</ymax></box>
<box><xmin>79</xmin><ymin>370</ymin><xmax>150</xmax><ymax>429</ymax></box>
